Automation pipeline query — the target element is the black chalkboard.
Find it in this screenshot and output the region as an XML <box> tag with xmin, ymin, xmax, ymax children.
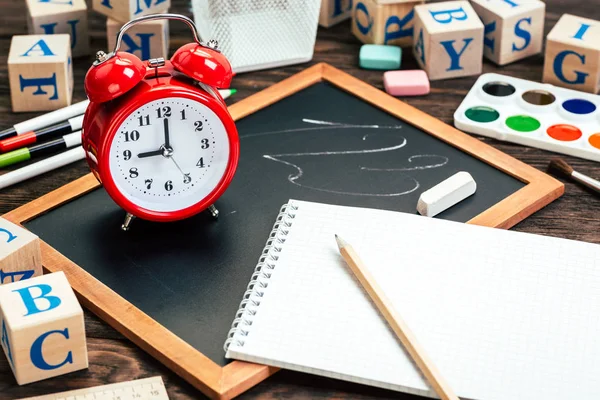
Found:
<box><xmin>24</xmin><ymin>82</ymin><xmax>524</xmax><ymax>367</ymax></box>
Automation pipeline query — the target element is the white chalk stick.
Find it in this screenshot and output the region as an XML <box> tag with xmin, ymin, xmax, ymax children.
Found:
<box><xmin>417</xmin><ymin>172</ymin><xmax>476</xmax><ymax>217</ymax></box>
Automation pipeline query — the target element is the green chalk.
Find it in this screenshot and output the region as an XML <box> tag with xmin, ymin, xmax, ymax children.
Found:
<box><xmin>0</xmin><ymin>147</ymin><xmax>31</xmax><ymax>168</ymax></box>
<box><xmin>359</xmin><ymin>45</ymin><xmax>402</xmax><ymax>70</ymax></box>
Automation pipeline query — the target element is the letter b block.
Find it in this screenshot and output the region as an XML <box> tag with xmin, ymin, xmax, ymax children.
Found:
<box><xmin>8</xmin><ymin>35</ymin><xmax>73</xmax><ymax>113</ymax></box>
<box><xmin>25</xmin><ymin>0</ymin><xmax>90</xmax><ymax>58</ymax></box>
<box><xmin>471</xmin><ymin>0</ymin><xmax>545</xmax><ymax>66</ymax></box>
<box><xmin>319</xmin><ymin>0</ymin><xmax>352</xmax><ymax>28</ymax></box>
<box><xmin>413</xmin><ymin>1</ymin><xmax>484</xmax><ymax>81</ymax></box>
<box><xmin>543</xmin><ymin>14</ymin><xmax>600</xmax><ymax>94</ymax></box>
<box><xmin>107</xmin><ymin>18</ymin><xmax>169</xmax><ymax>61</ymax></box>
<box><xmin>93</xmin><ymin>0</ymin><xmax>171</xmax><ymax>24</ymax></box>
<box><xmin>352</xmin><ymin>0</ymin><xmax>424</xmax><ymax>47</ymax></box>
<box><xmin>0</xmin><ymin>272</ymin><xmax>88</xmax><ymax>385</ymax></box>
<box><xmin>0</xmin><ymin>218</ymin><xmax>42</xmax><ymax>286</ymax></box>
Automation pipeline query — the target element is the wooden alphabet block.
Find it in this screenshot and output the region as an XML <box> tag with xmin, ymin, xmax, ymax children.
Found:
<box><xmin>0</xmin><ymin>271</ymin><xmax>88</xmax><ymax>385</ymax></box>
<box><xmin>8</xmin><ymin>35</ymin><xmax>73</xmax><ymax>113</ymax></box>
<box><xmin>0</xmin><ymin>218</ymin><xmax>42</xmax><ymax>287</ymax></box>
<box><xmin>93</xmin><ymin>0</ymin><xmax>171</xmax><ymax>24</ymax></box>
<box><xmin>470</xmin><ymin>0</ymin><xmax>545</xmax><ymax>66</ymax></box>
<box><xmin>352</xmin><ymin>0</ymin><xmax>424</xmax><ymax>47</ymax></box>
<box><xmin>25</xmin><ymin>0</ymin><xmax>89</xmax><ymax>58</ymax></box>
<box><xmin>413</xmin><ymin>1</ymin><xmax>484</xmax><ymax>81</ymax></box>
<box><xmin>320</xmin><ymin>0</ymin><xmax>353</xmax><ymax>28</ymax></box>
<box><xmin>107</xmin><ymin>18</ymin><xmax>169</xmax><ymax>61</ymax></box>
<box><xmin>542</xmin><ymin>14</ymin><xmax>600</xmax><ymax>94</ymax></box>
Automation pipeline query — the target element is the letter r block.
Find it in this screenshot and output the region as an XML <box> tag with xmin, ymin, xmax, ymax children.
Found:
<box><xmin>470</xmin><ymin>0</ymin><xmax>545</xmax><ymax>66</ymax></box>
<box><xmin>0</xmin><ymin>272</ymin><xmax>87</xmax><ymax>385</ymax></box>
<box><xmin>352</xmin><ymin>0</ymin><xmax>424</xmax><ymax>47</ymax></box>
<box><xmin>8</xmin><ymin>35</ymin><xmax>73</xmax><ymax>113</ymax></box>
<box><xmin>413</xmin><ymin>1</ymin><xmax>484</xmax><ymax>81</ymax></box>
<box><xmin>106</xmin><ymin>18</ymin><xmax>169</xmax><ymax>61</ymax></box>
<box><xmin>25</xmin><ymin>0</ymin><xmax>90</xmax><ymax>58</ymax></box>
<box><xmin>0</xmin><ymin>218</ymin><xmax>42</xmax><ymax>287</ymax></box>
<box><xmin>93</xmin><ymin>0</ymin><xmax>170</xmax><ymax>24</ymax></box>
<box><xmin>543</xmin><ymin>14</ymin><xmax>600</xmax><ymax>94</ymax></box>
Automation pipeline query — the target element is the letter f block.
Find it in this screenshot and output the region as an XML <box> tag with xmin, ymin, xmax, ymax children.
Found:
<box><xmin>413</xmin><ymin>1</ymin><xmax>484</xmax><ymax>81</ymax></box>
<box><xmin>543</xmin><ymin>14</ymin><xmax>600</xmax><ymax>94</ymax></box>
<box><xmin>0</xmin><ymin>272</ymin><xmax>88</xmax><ymax>385</ymax></box>
<box><xmin>8</xmin><ymin>35</ymin><xmax>73</xmax><ymax>113</ymax></box>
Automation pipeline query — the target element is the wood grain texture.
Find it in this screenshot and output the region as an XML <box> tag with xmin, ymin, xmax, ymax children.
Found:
<box><xmin>0</xmin><ymin>0</ymin><xmax>599</xmax><ymax>399</ymax></box>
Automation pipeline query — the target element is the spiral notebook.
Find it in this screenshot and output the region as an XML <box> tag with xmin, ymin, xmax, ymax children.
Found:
<box><xmin>224</xmin><ymin>200</ymin><xmax>600</xmax><ymax>400</ymax></box>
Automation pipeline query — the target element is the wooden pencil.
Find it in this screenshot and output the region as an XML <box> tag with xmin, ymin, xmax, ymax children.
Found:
<box><xmin>335</xmin><ymin>234</ymin><xmax>460</xmax><ymax>400</ymax></box>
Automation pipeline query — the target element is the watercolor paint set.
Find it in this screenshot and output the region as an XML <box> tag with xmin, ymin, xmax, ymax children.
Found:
<box><xmin>454</xmin><ymin>73</ymin><xmax>600</xmax><ymax>162</ymax></box>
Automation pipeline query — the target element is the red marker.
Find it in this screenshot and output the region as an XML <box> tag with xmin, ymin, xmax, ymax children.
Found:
<box><xmin>0</xmin><ymin>115</ymin><xmax>84</xmax><ymax>153</ymax></box>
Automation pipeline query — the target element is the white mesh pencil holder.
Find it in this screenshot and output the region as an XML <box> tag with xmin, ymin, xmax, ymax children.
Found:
<box><xmin>192</xmin><ymin>0</ymin><xmax>320</xmax><ymax>73</ymax></box>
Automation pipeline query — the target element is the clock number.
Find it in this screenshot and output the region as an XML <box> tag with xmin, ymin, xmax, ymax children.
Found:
<box><xmin>129</xmin><ymin>167</ymin><xmax>139</xmax><ymax>178</ymax></box>
<box><xmin>183</xmin><ymin>174</ymin><xmax>191</xmax><ymax>184</ymax></box>
<box><xmin>123</xmin><ymin>130</ymin><xmax>140</xmax><ymax>142</ymax></box>
<box><xmin>194</xmin><ymin>121</ymin><xmax>203</xmax><ymax>131</ymax></box>
<box><xmin>138</xmin><ymin>114</ymin><xmax>151</xmax><ymax>127</ymax></box>
<box><xmin>123</xmin><ymin>150</ymin><xmax>132</xmax><ymax>160</ymax></box>
<box><xmin>165</xmin><ymin>180</ymin><xmax>173</xmax><ymax>191</ymax></box>
<box><xmin>196</xmin><ymin>157</ymin><xmax>205</xmax><ymax>168</ymax></box>
<box><xmin>201</xmin><ymin>138</ymin><xmax>210</xmax><ymax>149</ymax></box>
<box><xmin>156</xmin><ymin>106</ymin><xmax>171</xmax><ymax>118</ymax></box>
<box><xmin>145</xmin><ymin>179</ymin><xmax>153</xmax><ymax>189</ymax></box>
<box><xmin>180</xmin><ymin>109</ymin><xmax>187</xmax><ymax>120</ymax></box>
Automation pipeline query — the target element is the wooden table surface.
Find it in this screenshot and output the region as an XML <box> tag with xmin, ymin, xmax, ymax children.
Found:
<box><xmin>0</xmin><ymin>0</ymin><xmax>599</xmax><ymax>399</ymax></box>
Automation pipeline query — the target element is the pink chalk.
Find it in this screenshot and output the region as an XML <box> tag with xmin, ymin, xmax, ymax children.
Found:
<box><xmin>383</xmin><ymin>70</ymin><xmax>430</xmax><ymax>97</ymax></box>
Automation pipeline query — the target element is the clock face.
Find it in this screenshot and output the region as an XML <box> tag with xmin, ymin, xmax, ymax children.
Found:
<box><xmin>108</xmin><ymin>97</ymin><xmax>230</xmax><ymax>213</ymax></box>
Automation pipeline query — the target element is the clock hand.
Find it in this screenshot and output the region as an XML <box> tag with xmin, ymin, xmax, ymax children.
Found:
<box><xmin>137</xmin><ymin>149</ymin><xmax>163</xmax><ymax>158</ymax></box>
<box><xmin>170</xmin><ymin>156</ymin><xmax>187</xmax><ymax>177</ymax></box>
<box><xmin>163</xmin><ymin>118</ymin><xmax>171</xmax><ymax>149</ymax></box>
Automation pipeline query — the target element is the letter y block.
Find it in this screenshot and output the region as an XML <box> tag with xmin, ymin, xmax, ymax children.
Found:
<box><xmin>543</xmin><ymin>14</ymin><xmax>600</xmax><ymax>94</ymax></box>
<box><xmin>413</xmin><ymin>1</ymin><xmax>484</xmax><ymax>80</ymax></box>
<box><xmin>0</xmin><ymin>272</ymin><xmax>88</xmax><ymax>385</ymax></box>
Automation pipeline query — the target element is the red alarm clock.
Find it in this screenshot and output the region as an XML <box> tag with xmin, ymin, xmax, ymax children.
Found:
<box><xmin>82</xmin><ymin>14</ymin><xmax>239</xmax><ymax>231</ymax></box>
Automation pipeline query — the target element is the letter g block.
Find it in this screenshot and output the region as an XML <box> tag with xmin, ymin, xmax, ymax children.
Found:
<box><xmin>0</xmin><ymin>271</ymin><xmax>88</xmax><ymax>385</ymax></box>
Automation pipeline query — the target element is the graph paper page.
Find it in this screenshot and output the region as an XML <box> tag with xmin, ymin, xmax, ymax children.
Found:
<box><xmin>226</xmin><ymin>200</ymin><xmax>600</xmax><ymax>399</ymax></box>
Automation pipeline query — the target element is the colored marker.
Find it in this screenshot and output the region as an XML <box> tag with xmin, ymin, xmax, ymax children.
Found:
<box><xmin>0</xmin><ymin>131</ymin><xmax>82</xmax><ymax>168</ymax></box>
<box><xmin>219</xmin><ymin>88</ymin><xmax>237</xmax><ymax>100</ymax></box>
<box><xmin>0</xmin><ymin>100</ymin><xmax>89</xmax><ymax>141</ymax></box>
<box><xmin>0</xmin><ymin>115</ymin><xmax>84</xmax><ymax>153</ymax></box>
<box><xmin>0</xmin><ymin>146</ymin><xmax>85</xmax><ymax>190</ymax></box>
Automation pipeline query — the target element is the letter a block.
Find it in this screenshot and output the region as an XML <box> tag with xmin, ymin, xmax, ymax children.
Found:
<box><xmin>0</xmin><ymin>218</ymin><xmax>42</xmax><ymax>286</ymax></box>
<box><xmin>471</xmin><ymin>0</ymin><xmax>545</xmax><ymax>66</ymax></box>
<box><xmin>93</xmin><ymin>0</ymin><xmax>171</xmax><ymax>24</ymax></box>
<box><xmin>107</xmin><ymin>18</ymin><xmax>169</xmax><ymax>61</ymax></box>
<box><xmin>543</xmin><ymin>14</ymin><xmax>600</xmax><ymax>94</ymax></box>
<box><xmin>8</xmin><ymin>35</ymin><xmax>73</xmax><ymax>113</ymax></box>
<box><xmin>320</xmin><ymin>0</ymin><xmax>353</xmax><ymax>28</ymax></box>
<box><xmin>413</xmin><ymin>1</ymin><xmax>484</xmax><ymax>81</ymax></box>
<box><xmin>0</xmin><ymin>272</ymin><xmax>88</xmax><ymax>385</ymax></box>
<box><xmin>25</xmin><ymin>0</ymin><xmax>90</xmax><ymax>58</ymax></box>
<box><xmin>353</xmin><ymin>0</ymin><xmax>424</xmax><ymax>47</ymax></box>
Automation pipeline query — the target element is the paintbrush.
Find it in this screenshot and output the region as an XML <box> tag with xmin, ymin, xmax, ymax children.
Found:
<box><xmin>548</xmin><ymin>158</ymin><xmax>600</xmax><ymax>195</ymax></box>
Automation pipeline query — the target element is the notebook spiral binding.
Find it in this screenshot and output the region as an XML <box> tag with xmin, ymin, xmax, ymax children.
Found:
<box><xmin>224</xmin><ymin>202</ymin><xmax>299</xmax><ymax>352</ymax></box>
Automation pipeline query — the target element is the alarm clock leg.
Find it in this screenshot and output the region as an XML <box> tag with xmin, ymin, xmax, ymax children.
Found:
<box><xmin>121</xmin><ymin>213</ymin><xmax>135</xmax><ymax>231</ymax></box>
<box><xmin>208</xmin><ymin>205</ymin><xmax>219</xmax><ymax>219</ymax></box>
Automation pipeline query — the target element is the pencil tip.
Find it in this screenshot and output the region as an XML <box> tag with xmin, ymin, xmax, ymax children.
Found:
<box><xmin>335</xmin><ymin>234</ymin><xmax>347</xmax><ymax>250</ymax></box>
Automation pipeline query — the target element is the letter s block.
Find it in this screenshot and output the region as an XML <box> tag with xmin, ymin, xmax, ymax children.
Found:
<box><xmin>106</xmin><ymin>18</ymin><xmax>169</xmax><ymax>61</ymax></box>
<box><xmin>0</xmin><ymin>271</ymin><xmax>88</xmax><ymax>385</ymax></box>
<box><xmin>0</xmin><ymin>218</ymin><xmax>42</xmax><ymax>286</ymax></box>
<box><xmin>352</xmin><ymin>0</ymin><xmax>424</xmax><ymax>47</ymax></box>
<box><xmin>413</xmin><ymin>1</ymin><xmax>484</xmax><ymax>81</ymax></box>
<box><xmin>470</xmin><ymin>0</ymin><xmax>545</xmax><ymax>66</ymax></box>
<box><xmin>543</xmin><ymin>14</ymin><xmax>600</xmax><ymax>94</ymax></box>
<box><xmin>25</xmin><ymin>0</ymin><xmax>90</xmax><ymax>58</ymax></box>
<box><xmin>8</xmin><ymin>35</ymin><xmax>73</xmax><ymax>113</ymax></box>
<box><xmin>93</xmin><ymin>0</ymin><xmax>170</xmax><ymax>24</ymax></box>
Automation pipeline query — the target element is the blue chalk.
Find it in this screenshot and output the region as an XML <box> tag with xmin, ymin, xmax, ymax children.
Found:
<box><xmin>359</xmin><ymin>44</ymin><xmax>402</xmax><ymax>70</ymax></box>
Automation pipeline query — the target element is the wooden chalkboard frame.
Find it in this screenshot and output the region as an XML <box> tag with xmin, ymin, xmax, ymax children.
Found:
<box><xmin>4</xmin><ymin>63</ymin><xmax>563</xmax><ymax>399</ymax></box>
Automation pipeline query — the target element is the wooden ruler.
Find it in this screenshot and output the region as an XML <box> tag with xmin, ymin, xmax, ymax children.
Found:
<box><xmin>18</xmin><ymin>377</ymin><xmax>169</xmax><ymax>400</ymax></box>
